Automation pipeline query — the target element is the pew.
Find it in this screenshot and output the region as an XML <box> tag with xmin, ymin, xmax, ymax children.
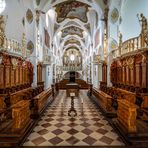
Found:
<box><xmin>92</xmin><ymin>87</ymin><xmax>116</xmax><ymax>117</ymax></box>
<box><xmin>31</xmin><ymin>88</ymin><xmax>53</xmax><ymax>118</ymax></box>
<box><xmin>117</xmin><ymin>99</ymin><xmax>138</xmax><ymax>133</ymax></box>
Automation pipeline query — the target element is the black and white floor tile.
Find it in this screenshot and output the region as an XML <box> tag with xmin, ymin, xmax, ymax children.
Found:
<box><xmin>23</xmin><ymin>90</ymin><xmax>124</xmax><ymax>146</ymax></box>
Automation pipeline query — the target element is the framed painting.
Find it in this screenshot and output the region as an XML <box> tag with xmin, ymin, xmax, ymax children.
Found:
<box><xmin>44</xmin><ymin>28</ymin><xmax>50</xmax><ymax>48</ymax></box>
<box><xmin>95</xmin><ymin>29</ymin><xmax>100</xmax><ymax>48</ymax></box>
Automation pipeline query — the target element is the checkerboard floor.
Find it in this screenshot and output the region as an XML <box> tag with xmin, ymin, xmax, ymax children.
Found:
<box><xmin>23</xmin><ymin>90</ymin><xmax>125</xmax><ymax>146</ymax></box>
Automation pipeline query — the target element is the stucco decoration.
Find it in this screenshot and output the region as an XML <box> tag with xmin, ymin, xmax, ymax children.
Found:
<box><xmin>22</xmin><ymin>17</ymin><xmax>25</xmax><ymax>26</ymax></box>
<box><xmin>62</xmin><ymin>26</ymin><xmax>83</xmax><ymax>38</ymax></box>
<box><xmin>110</xmin><ymin>8</ymin><xmax>119</xmax><ymax>24</ymax></box>
<box><xmin>0</xmin><ymin>15</ymin><xmax>7</xmax><ymax>48</ymax></box>
<box><xmin>109</xmin><ymin>38</ymin><xmax>118</xmax><ymax>51</ymax></box>
<box><xmin>26</xmin><ymin>9</ymin><xmax>33</xmax><ymax>24</ymax></box>
<box><xmin>36</xmin><ymin>0</ymin><xmax>41</xmax><ymax>6</ymax></box>
<box><xmin>55</xmin><ymin>0</ymin><xmax>90</xmax><ymax>23</ymax></box>
<box><xmin>27</xmin><ymin>40</ymin><xmax>34</xmax><ymax>54</ymax></box>
<box><xmin>84</xmin><ymin>23</ymin><xmax>91</xmax><ymax>34</ymax></box>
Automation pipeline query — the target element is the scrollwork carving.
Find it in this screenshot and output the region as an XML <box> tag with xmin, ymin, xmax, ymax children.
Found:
<box><xmin>0</xmin><ymin>15</ymin><xmax>7</xmax><ymax>48</ymax></box>
<box><xmin>126</xmin><ymin>57</ymin><xmax>134</xmax><ymax>70</ymax></box>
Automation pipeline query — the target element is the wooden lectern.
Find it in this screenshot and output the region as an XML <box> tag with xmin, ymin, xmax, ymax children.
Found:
<box><xmin>66</xmin><ymin>83</ymin><xmax>79</xmax><ymax>97</ymax></box>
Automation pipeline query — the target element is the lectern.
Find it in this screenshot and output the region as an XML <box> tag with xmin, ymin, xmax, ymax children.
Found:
<box><xmin>66</xmin><ymin>83</ymin><xmax>79</xmax><ymax>97</ymax></box>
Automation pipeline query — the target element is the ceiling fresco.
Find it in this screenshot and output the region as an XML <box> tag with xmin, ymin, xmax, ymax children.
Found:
<box><xmin>64</xmin><ymin>21</ymin><xmax>81</xmax><ymax>27</ymax></box>
<box><xmin>61</xmin><ymin>26</ymin><xmax>83</xmax><ymax>38</ymax></box>
<box><xmin>55</xmin><ymin>0</ymin><xmax>90</xmax><ymax>23</ymax></box>
<box><xmin>65</xmin><ymin>46</ymin><xmax>80</xmax><ymax>52</ymax></box>
<box><xmin>64</xmin><ymin>39</ymin><xmax>81</xmax><ymax>46</ymax></box>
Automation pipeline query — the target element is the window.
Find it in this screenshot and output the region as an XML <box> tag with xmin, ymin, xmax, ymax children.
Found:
<box><xmin>0</xmin><ymin>0</ymin><xmax>6</xmax><ymax>14</ymax></box>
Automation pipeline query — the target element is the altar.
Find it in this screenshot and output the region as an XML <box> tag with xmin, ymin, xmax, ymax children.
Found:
<box><xmin>66</xmin><ymin>83</ymin><xmax>79</xmax><ymax>97</ymax></box>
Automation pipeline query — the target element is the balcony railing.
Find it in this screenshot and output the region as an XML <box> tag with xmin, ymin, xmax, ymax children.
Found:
<box><xmin>112</xmin><ymin>33</ymin><xmax>148</xmax><ymax>58</ymax></box>
<box><xmin>0</xmin><ymin>36</ymin><xmax>30</xmax><ymax>58</ymax></box>
<box><xmin>63</xmin><ymin>66</ymin><xmax>82</xmax><ymax>71</ymax></box>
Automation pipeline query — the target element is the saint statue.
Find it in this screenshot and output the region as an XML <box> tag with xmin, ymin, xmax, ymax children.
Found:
<box><xmin>137</xmin><ymin>13</ymin><xmax>148</xmax><ymax>34</ymax></box>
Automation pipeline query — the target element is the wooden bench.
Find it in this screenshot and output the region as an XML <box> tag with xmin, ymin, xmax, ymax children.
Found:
<box><xmin>10</xmin><ymin>87</ymin><xmax>33</xmax><ymax>105</ymax></box>
<box><xmin>92</xmin><ymin>87</ymin><xmax>113</xmax><ymax>111</ymax></box>
<box><xmin>117</xmin><ymin>99</ymin><xmax>138</xmax><ymax>133</ymax></box>
<box><xmin>31</xmin><ymin>88</ymin><xmax>52</xmax><ymax>118</ymax></box>
<box><xmin>12</xmin><ymin>100</ymin><xmax>31</xmax><ymax>129</ymax></box>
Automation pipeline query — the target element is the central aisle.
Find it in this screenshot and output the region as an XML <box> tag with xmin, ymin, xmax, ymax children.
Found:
<box><xmin>23</xmin><ymin>90</ymin><xmax>124</xmax><ymax>146</ymax></box>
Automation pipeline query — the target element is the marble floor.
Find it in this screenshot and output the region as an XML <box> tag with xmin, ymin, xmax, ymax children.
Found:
<box><xmin>23</xmin><ymin>90</ymin><xmax>125</xmax><ymax>146</ymax></box>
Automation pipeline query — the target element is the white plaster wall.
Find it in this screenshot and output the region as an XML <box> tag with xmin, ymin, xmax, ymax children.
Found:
<box><xmin>93</xmin><ymin>65</ymin><xmax>99</xmax><ymax>88</ymax></box>
<box><xmin>43</xmin><ymin>65</ymin><xmax>53</xmax><ymax>89</ymax></box>
<box><xmin>2</xmin><ymin>0</ymin><xmax>25</xmax><ymax>43</ymax></box>
<box><xmin>120</xmin><ymin>0</ymin><xmax>148</xmax><ymax>41</ymax></box>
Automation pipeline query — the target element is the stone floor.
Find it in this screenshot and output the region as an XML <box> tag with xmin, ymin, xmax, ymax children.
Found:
<box><xmin>23</xmin><ymin>90</ymin><xmax>125</xmax><ymax>146</ymax></box>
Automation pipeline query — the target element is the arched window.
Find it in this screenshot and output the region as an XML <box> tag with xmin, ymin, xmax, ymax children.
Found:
<box><xmin>0</xmin><ymin>0</ymin><xmax>6</xmax><ymax>14</ymax></box>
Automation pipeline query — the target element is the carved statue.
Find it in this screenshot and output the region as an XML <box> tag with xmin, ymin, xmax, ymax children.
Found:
<box><xmin>137</xmin><ymin>13</ymin><xmax>148</xmax><ymax>34</ymax></box>
<box><xmin>119</xmin><ymin>33</ymin><xmax>122</xmax><ymax>45</ymax></box>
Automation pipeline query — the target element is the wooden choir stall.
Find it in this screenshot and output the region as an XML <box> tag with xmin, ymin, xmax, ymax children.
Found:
<box><xmin>0</xmin><ymin>51</ymin><xmax>54</xmax><ymax>146</ymax></box>
<box><xmin>89</xmin><ymin>20</ymin><xmax>148</xmax><ymax>145</ymax></box>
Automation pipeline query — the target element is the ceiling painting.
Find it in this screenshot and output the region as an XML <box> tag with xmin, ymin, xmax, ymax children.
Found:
<box><xmin>62</xmin><ymin>26</ymin><xmax>83</xmax><ymax>38</ymax></box>
<box><xmin>55</xmin><ymin>0</ymin><xmax>90</xmax><ymax>23</ymax></box>
<box><xmin>65</xmin><ymin>46</ymin><xmax>80</xmax><ymax>52</ymax></box>
<box><xmin>64</xmin><ymin>39</ymin><xmax>81</xmax><ymax>46</ymax></box>
<box><xmin>64</xmin><ymin>21</ymin><xmax>81</xmax><ymax>27</ymax></box>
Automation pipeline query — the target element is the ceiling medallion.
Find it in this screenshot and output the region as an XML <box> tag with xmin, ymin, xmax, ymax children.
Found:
<box><xmin>111</xmin><ymin>8</ymin><xmax>119</xmax><ymax>24</ymax></box>
<box><xmin>62</xmin><ymin>26</ymin><xmax>83</xmax><ymax>38</ymax></box>
<box><xmin>27</xmin><ymin>40</ymin><xmax>34</xmax><ymax>54</ymax></box>
<box><xmin>55</xmin><ymin>0</ymin><xmax>90</xmax><ymax>23</ymax></box>
<box><xmin>26</xmin><ymin>9</ymin><xmax>33</xmax><ymax>24</ymax></box>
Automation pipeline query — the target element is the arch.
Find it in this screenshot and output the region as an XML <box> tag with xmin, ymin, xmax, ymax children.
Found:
<box><xmin>63</xmin><ymin>71</ymin><xmax>82</xmax><ymax>79</ymax></box>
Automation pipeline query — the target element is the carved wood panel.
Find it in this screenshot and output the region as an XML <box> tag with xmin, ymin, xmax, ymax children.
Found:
<box><xmin>20</xmin><ymin>67</ymin><xmax>23</xmax><ymax>84</ymax></box>
<box><xmin>5</xmin><ymin>66</ymin><xmax>11</xmax><ymax>88</ymax></box>
<box><xmin>15</xmin><ymin>66</ymin><xmax>19</xmax><ymax>85</ymax></box>
<box><xmin>135</xmin><ymin>64</ymin><xmax>141</xmax><ymax>87</ymax></box>
<box><xmin>0</xmin><ymin>65</ymin><xmax>4</xmax><ymax>88</ymax></box>
<box><xmin>11</xmin><ymin>68</ymin><xmax>15</xmax><ymax>87</ymax></box>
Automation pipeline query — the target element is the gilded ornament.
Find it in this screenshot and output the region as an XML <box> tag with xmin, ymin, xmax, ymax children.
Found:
<box><xmin>126</xmin><ymin>57</ymin><xmax>134</xmax><ymax>70</ymax></box>
<box><xmin>27</xmin><ymin>40</ymin><xmax>34</xmax><ymax>54</ymax></box>
<box><xmin>26</xmin><ymin>9</ymin><xmax>33</xmax><ymax>24</ymax></box>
